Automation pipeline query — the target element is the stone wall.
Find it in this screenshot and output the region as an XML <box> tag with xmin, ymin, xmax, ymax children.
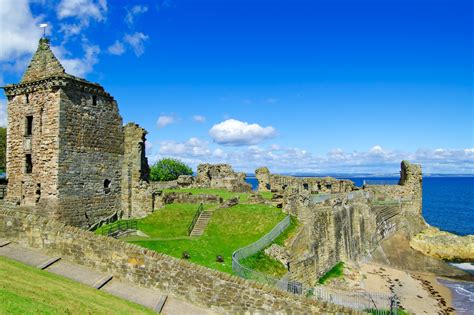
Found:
<box><xmin>56</xmin><ymin>87</ymin><xmax>123</xmax><ymax>228</ymax></box>
<box><xmin>255</xmin><ymin>167</ymin><xmax>355</xmax><ymax>195</ymax></box>
<box><xmin>122</xmin><ymin>123</ymin><xmax>155</xmax><ymax>219</ymax></box>
<box><xmin>193</xmin><ymin>164</ymin><xmax>252</xmax><ymax>192</ymax></box>
<box><xmin>5</xmin><ymin>87</ymin><xmax>60</xmax><ymax>215</ymax></box>
<box><xmin>0</xmin><ymin>209</ymin><xmax>352</xmax><ymax>314</ymax></box>
<box><xmin>282</xmin><ymin>161</ymin><xmax>424</xmax><ymax>286</ymax></box>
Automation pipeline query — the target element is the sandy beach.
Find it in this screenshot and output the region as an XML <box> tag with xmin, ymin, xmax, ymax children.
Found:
<box><xmin>360</xmin><ymin>263</ymin><xmax>456</xmax><ymax>314</ymax></box>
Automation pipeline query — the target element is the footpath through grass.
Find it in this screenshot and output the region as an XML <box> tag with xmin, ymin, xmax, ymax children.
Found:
<box><xmin>128</xmin><ymin>203</ymin><xmax>286</xmax><ymax>273</ymax></box>
<box><xmin>163</xmin><ymin>188</ymin><xmax>273</xmax><ymax>202</ymax></box>
<box><xmin>0</xmin><ymin>256</ymin><xmax>154</xmax><ymax>315</ymax></box>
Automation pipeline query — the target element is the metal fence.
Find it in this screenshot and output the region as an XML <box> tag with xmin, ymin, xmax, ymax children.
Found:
<box><xmin>312</xmin><ymin>287</ymin><xmax>399</xmax><ymax>314</ymax></box>
<box><xmin>363</xmin><ymin>179</ymin><xmax>400</xmax><ymax>186</ymax></box>
<box><xmin>232</xmin><ymin>215</ymin><xmax>304</xmax><ymax>293</ymax></box>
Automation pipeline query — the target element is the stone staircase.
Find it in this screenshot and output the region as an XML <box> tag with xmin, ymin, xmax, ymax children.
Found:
<box><xmin>190</xmin><ymin>211</ymin><xmax>213</xmax><ymax>237</ymax></box>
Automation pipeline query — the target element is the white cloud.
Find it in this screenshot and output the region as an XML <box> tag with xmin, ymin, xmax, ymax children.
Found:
<box><xmin>107</xmin><ymin>40</ymin><xmax>125</xmax><ymax>56</ymax></box>
<box><xmin>52</xmin><ymin>41</ymin><xmax>100</xmax><ymax>78</ymax></box>
<box><xmin>125</xmin><ymin>5</ymin><xmax>148</xmax><ymax>27</ymax></box>
<box><xmin>57</xmin><ymin>0</ymin><xmax>107</xmax><ymax>39</ymax></box>
<box><xmin>157</xmin><ymin>115</ymin><xmax>176</xmax><ymax>128</ymax></box>
<box><xmin>193</xmin><ymin>115</ymin><xmax>206</xmax><ymax>123</ymax></box>
<box><xmin>159</xmin><ymin>137</ymin><xmax>211</xmax><ymax>157</ymax></box>
<box><xmin>124</xmin><ymin>32</ymin><xmax>149</xmax><ymax>57</ymax></box>
<box><xmin>0</xmin><ymin>99</ymin><xmax>7</xmax><ymax>127</ymax></box>
<box><xmin>209</xmin><ymin>119</ymin><xmax>277</xmax><ymax>146</ymax></box>
<box><xmin>149</xmin><ymin>141</ymin><xmax>474</xmax><ymax>174</ymax></box>
<box><xmin>0</xmin><ymin>0</ymin><xmax>42</xmax><ymax>62</ymax></box>
<box><xmin>57</xmin><ymin>0</ymin><xmax>107</xmax><ymax>23</ymax></box>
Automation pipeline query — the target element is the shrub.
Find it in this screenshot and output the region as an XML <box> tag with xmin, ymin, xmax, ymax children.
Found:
<box><xmin>150</xmin><ymin>158</ymin><xmax>193</xmax><ymax>181</ymax></box>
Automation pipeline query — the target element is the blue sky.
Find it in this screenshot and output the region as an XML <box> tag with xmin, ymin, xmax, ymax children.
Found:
<box><xmin>0</xmin><ymin>0</ymin><xmax>472</xmax><ymax>174</ymax></box>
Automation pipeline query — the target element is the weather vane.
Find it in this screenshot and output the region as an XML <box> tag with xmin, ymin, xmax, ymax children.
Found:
<box><xmin>39</xmin><ymin>23</ymin><xmax>48</xmax><ymax>38</ymax></box>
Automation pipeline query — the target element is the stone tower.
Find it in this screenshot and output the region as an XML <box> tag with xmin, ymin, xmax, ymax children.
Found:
<box><xmin>3</xmin><ymin>38</ymin><xmax>124</xmax><ymax>228</ymax></box>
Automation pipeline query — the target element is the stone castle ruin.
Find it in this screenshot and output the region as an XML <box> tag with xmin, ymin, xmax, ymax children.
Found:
<box><xmin>2</xmin><ymin>38</ymin><xmax>153</xmax><ymax>228</ymax></box>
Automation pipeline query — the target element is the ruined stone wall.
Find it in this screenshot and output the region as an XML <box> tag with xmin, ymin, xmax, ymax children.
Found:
<box><xmin>122</xmin><ymin>123</ymin><xmax>154</xmax><ymax>219</ymax></box>
<box><xmin>56</xmin><ymin>87</ymin><xmax>123</xmax><ymax>228</ymax></box>
<box><xmin>256</xmin><ymin>167</ymin><xmax>355</xmax><ymax>195</ymax></box>
<box><xmin>5</xmin><ymin>87</ymin><xmax>61</xmax><ymax>215</ymax></box>
<box><xmin>0</xmin><ymin>209</ymin><xmax>352</xmax><ymax>314</ymax></box>
<box><xmin>188</xmin><ymin>164</ymin><xmax>252</xmax><ymax>192</ymax></box>
<box><xmin>285</xmin><ymin>161</ymin><xmax>424</xmax><ymax>286</ymax></box>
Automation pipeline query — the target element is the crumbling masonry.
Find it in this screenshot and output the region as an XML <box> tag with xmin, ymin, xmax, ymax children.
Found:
<box><xmin>2</xmin><ymin>38</ymin><xmax>153</xmax><ymax>228</ymax></box>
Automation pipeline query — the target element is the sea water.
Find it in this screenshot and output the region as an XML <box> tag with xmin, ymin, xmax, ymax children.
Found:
<box><xmin>246</xmin><ymin>175</ymin><xmax>474</xmax><ymax>312</ymax></box>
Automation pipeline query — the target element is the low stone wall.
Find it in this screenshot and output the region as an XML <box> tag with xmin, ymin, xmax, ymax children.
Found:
<box><xmin>0</xmin><ymin>209</ymin><xmax>352</xmax><ymax>313</ymax></box>
<box><xmin>160</xmin><ymin>192</ymin><xmax>222</xmax><ymax>205</ymax></box>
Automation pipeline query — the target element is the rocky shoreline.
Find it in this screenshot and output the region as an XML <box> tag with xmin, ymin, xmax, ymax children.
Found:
<box><xmin>410</xmin><ymin>227</ymin><xmax>474</xmax><ymax>262</ymax></box>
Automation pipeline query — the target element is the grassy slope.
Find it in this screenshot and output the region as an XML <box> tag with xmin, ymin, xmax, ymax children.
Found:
<box><xmin>0</xmin><ymin>256</ymin><xmax>154</xmax><ymax>315</ymax></box>
<box><xmin>130</xmin><ymin>203</ymin><xmax>286</xmax><ymax>273</ymax></box>
<box><xmin>163</xmin><ymin>188</ymin><xmax>273</xmax><ymax>202</ymax></box>
<box><xmin>318</xmin><ymin>262</ymin><xmax>345</xmax><ymax>284</ymax></box>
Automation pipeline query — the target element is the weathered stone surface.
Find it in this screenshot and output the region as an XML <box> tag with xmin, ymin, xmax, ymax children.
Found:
<box><xmin>177</xmin><ymin>175</ymin><xmax>194</xmax><ymax>187</ymax></box>
<box><xmin>219</xmin><ymin>197</ymin><xmax>239</xmax><ymax>208</ymax></box>
<box><xmin>3</xmin><ymin>39</ymin><xmax>154</xmax><ymax>227</ymax></box>
<box><xmin>410</xmin><ymin>227</ymin><xmax>474</xmax><ymax>262</ymax></box>
<box><xmin>161</xmin><ymin>192</ymin><xmax>222</xmax><ymax>205</ymax></box>
<box><xmin>256</xmin><ymin>167</ymin><xmax>354</xmax><ymax>195</ymax></box>
<box><xmin>194</xmin><ymin>164</ymin><xmax>252</xmax><ymax>192</ymax></box>
<box><xmin>264</xmin><ymin>244</ymin><xmax>290</xmax><ymax>267</ymax></box>
<box><xmin>0</xmin><ymin>209</ymin><xmax>353</xmax><ymax>314</ymax></box>
<box><xmin>247</xmin><ymin>193</ymin><xmax>266</xmax><ymax>204</ymax></box>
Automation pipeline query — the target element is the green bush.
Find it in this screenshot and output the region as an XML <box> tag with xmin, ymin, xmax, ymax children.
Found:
<box><xmin>318</xmin><ymin>261</ymin><xmax>345</xmax><ymax>284</ymax></box>
<box><xmin>150</xmin><ymin>158</ymin><xmax>193</xmax><ymax>181</ymax></box>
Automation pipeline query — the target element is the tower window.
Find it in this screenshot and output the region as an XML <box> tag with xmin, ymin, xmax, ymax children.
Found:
<box><xmin>25</xmin><ymin>154</ymin><xmax>33</xmax><ymax>174</ymax></box>
<box><xmin>104</xmin><ymin>179</ymin><xmax>111</xmax><ymax>194</ymax></box>
<box><xmin>92</xmin><ymin>95</ymin><xmax>97</xmax><ymax>105</ymax></box>
<box><xmin>26</xmin><ymin>116</ymin><xmax>33</xmax><ymax>136</ymax></box>
<box><xmin>26</xmin><ymin>94</ymin><xmax>29</xmax><ymax>104</ymax></box>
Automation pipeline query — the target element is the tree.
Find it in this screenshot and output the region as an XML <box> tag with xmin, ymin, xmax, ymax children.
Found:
<box><xmin>0</xmin><ymin>127</ymin><xmax>5</xmax><ymax>173</ymax></box>
<box><xmin>150</xmin><ymin>158</ymin><xmax>193</xmax><ymax>181</ymax></box>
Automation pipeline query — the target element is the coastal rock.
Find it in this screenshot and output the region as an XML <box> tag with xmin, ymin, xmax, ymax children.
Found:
<box><xmin>410</xmin><ymin>227</ymin><xmax>474</xmax><ymax>262</ymax></box>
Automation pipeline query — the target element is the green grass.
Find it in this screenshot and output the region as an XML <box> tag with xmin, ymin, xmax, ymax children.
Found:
<box><xmin>128</xmin><ymin>203</ymin><xmax>286</xmax><ymax>273</ymax></box>
<box><xmin>273</xmin><ymin>215</ymin><xmax>299</xmax><ymax>246</ymax></box>
<box><xmin>239</xmin><ymin>251</ymin><xmax>288</xmax><ymax>278</ymax></box>
<box><xmin>318</xmin><ymin>262</ymin><xmax>345</xmax><ymax>284</ymax></box>
<box><xmin>163</xmin><ymin>188</ymin><xmax>273</xmax><ymax>202</ymax></box>
<box><xmin>0</xmin><ymin>256</ymin><xmax>155</xmax><ymax>315</ymax></box>
<box><xmin>365</xmin><ymin>309</ymin><xmax>409</xmax><ymax>315</ymax></box>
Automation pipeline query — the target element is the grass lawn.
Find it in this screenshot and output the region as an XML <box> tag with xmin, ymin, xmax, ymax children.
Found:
<box><xmin>128</xmin><ymin>203</ymin><xmax>286</xmax><ymax>273</ymax></box>
<box><xmin>162</xmin><ymin>188</ymin><xmax>273</xmax><ymax>202</ymax></box>
<box><xmin>97</xmin><ymin>203</ymin><xmax>204</xmax><ymax>238</ymax></box>
<box><xmin>0</xmin><ymin>256</ymin><xmax>154</xmax><ymax>315</ymax></box>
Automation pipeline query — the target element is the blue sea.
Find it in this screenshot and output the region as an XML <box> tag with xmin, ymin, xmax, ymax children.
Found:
<box><xmin>246</xmin><ymin>176</ymin><xmax>474</xmax><ymax>236</ymax></box>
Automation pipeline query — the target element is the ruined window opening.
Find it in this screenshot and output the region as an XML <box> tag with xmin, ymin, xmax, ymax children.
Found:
<box><xmin>104</xmin><ymin>179</ymin><xmax>111</xmax><ymax>194</ymax></box>
<box><xmin>35</xmin><ymin>183</ymin><xmax>41</xmax><ymax>203</ymax></box>
<box><xmin>303</xmin><ymin>183</ymin><xmax>309</xmax><ymax>190</ymax></box>
<box><xmin>92</xmin><ymin>95</ymin><xmax>97</xmax><ymax>105</ymax></box>
<box><xmin>25</xmin><ymin>154</ymin><xmax>33</xmax><ymax>174</ymax></box>
<box><xmin>325</xmin><ymin>184</ymin><xmax>332</xmax><ymax>190</ymax></box>
<box><xmin>26</xmin><ymin>116</ymin><xmax>33</xmax><ymax>136</ymax></box>
<box><xmin>26</xmin><ymin>94</ymin><xmax>29</xmax><ymax>103</ymax></box>
<box><xmin>265</xmin><ymin>183</ymin><xmax>271</xmax><ymax>191</ymax></box>
<box><xmin>282</xmin><ymin>184</ymin><xmax>288</xmax><ymax>190</ymax></box>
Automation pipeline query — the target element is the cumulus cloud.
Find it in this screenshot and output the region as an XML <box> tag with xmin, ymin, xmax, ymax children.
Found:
<box><xmin>193</xmin><ymin>115</ymin><xmax>206</xmax><ymax>123</ymax></box>
<box><xmin>150</xmin><ymin>140</ymin><xmax>474</xmax><ymax>174</ymax></box>
<box><xmin>157</xmin><ymin>115</ymin><xmax>176</xmax><ymax>128</ymax></box>
<box><xmin>209</xmin><ymin>119</ymin><xmax>277</xmax><ymax>146</ymax></box>
<box><xmin>107</xmin><ymin>40</ymin><xmax>125</xmax><ymax>55</ymax></box>
<box><xmin>0</xmin><ymin>0</ymin><xmax>42</xmax><ymax>62</ymax></box>
<box><xmin>52</xmin><ymin>41</ymin><xmax>100</xmax><ymax>78</ymax></box>
<box><xmin>123</xmin><ymin>32</ymin><xmax>149</xmax><ymax>57</ymax></box>
<box><xmin>57</xmin><ymin>0</ymin><xmax>107</xmax><ymax>39</ymax></box>
<box><xmin>125</xmin><ymin>5</ymin><xmax>148</xmax><ymax>27</ymax></box>
<box><xmin>0</xmin><ymin>99</ymin><xmax>7</xmax><ymax>127</ymax></box>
